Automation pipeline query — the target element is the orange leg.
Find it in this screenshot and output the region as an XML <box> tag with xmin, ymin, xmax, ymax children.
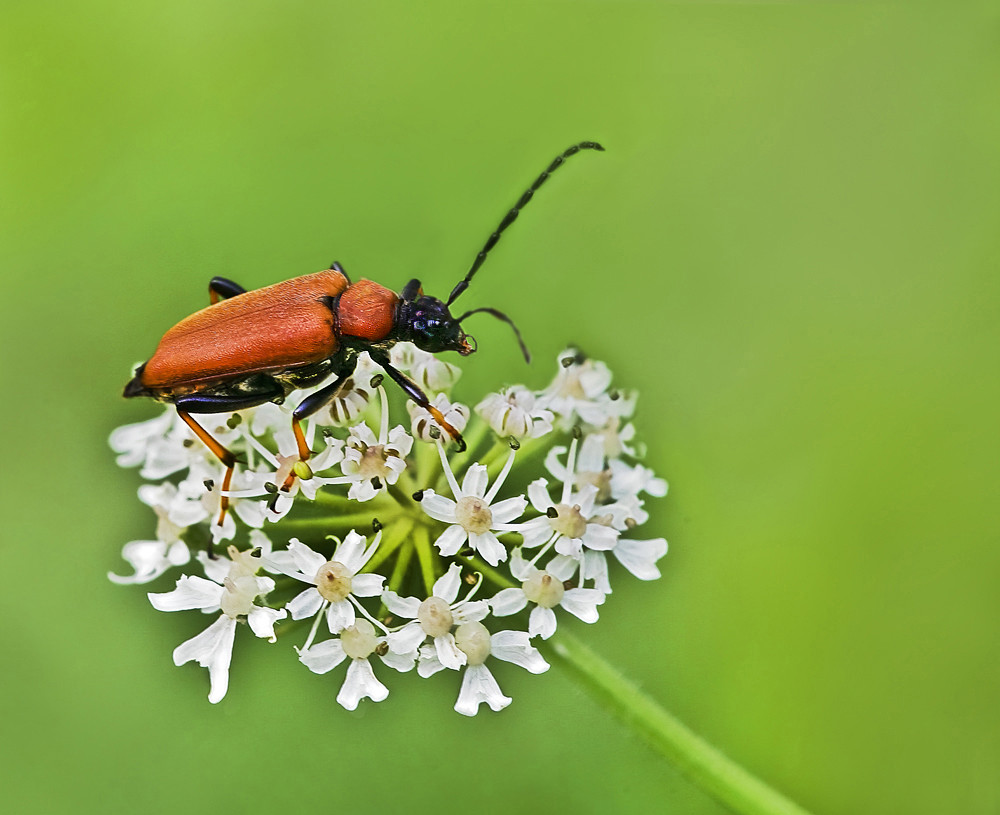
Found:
<box><xmin>177</xmin><ymin>410</ymin><xmax>238</xmax><ymax>526</ymax></box>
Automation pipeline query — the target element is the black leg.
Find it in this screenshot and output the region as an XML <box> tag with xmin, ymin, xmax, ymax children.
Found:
<box><xmin>209</xmin><ymin>277</ymin><xmax>247</xmax><ymax>305</ymax></box>
<box><xmin>368</xmin><ymin>349</ymin><xmax>466</xmax><ymax>451</ymax></box>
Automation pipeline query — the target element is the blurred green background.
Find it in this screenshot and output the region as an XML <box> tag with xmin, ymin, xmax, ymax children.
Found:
<box><xmin>2</xmin><ymin>2</ymin><xmax>998</xmax><ymax>813</ymax></box>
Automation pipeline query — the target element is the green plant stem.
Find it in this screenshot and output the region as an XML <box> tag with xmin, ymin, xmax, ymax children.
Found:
<box><xmin>541</xmin><ymin>630</ymin><xmax>815</xmax><ymax>815</ymax></box>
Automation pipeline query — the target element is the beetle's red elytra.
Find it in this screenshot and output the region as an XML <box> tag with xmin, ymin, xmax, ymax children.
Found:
<box><xmin>125</xmin><ymin>142</ymin><xmax>605</xmax><ymax>531</ymax></box>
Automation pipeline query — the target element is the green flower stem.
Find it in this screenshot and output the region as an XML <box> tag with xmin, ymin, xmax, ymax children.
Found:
<box><xmin>277</xmin><ymin>509</ymin><xmax>402</xmax><ymax>532</ymax></box>
<box><xmin>541</xmin><ymin>630</ymin><xmax>815</xmax><ymax>815</ymax></box>
<box><xmin>461</xmin><ymin>556</ymin><xmax>813</xmax><ymax>815</ymax></box>
<box><xmin>413</xmin><ymin>524</ymin><xmax>438</xmax><ymax>594</ymax></box>
<box><xmin>363</xmin><ymin>517</ymin><xmax>415</xmax><ymax>574</ymax></box>
<box><xmin>454</xmin><ymin>553</ymin><xmax>515</xmax><ymax>591</ymax></box>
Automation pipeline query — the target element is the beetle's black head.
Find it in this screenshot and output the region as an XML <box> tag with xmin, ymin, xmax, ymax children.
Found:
<box><xmin>398</xmin><ymin>294</ymin><xmax>476</xmax><ymax>356</ymax></box>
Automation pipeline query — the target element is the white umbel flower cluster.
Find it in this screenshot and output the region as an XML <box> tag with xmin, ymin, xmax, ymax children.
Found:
<box><xmin>111</xmin><ymin>345</ymin><xmax>667</xmax><ymax>715</ymax></box>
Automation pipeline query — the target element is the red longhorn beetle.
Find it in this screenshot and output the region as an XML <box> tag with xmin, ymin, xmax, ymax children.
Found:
<box><xmin>124</xmin><ymin>142</ymin><xmax>604</xmax><ymax>524</ymax></box>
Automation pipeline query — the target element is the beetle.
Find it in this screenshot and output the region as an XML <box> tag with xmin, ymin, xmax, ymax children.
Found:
<box><xmin>124</xmin><ymin>141</ymin><xmax>605</xmax><ymax>524</ymax></box>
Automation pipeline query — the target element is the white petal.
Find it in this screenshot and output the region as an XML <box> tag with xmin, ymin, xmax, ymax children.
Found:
<box><xmin>419</xmin><ymin>491</ymin><xmax>458</xmax><ymax>524</ymax></box>
<box><xmin>432</xmin><ymin>562</ymin><xmax>464</xmax><ymax>603</ymax></box>
<box><xmin>108</xmin><ymin>540</ymin><xmax>187</xmax><ymax>585</ymax></box>
<box><xmin>337</xmin><ymin>659</ymin><xmax>389</xmax><ymax>710</ymax></box>
<box><xmin>528</xmin><ymin>606</ymin><xmax>558</xmax><ymax>639</ymax></box>
<box><xmin>560</xmin><ymin>588</ymin><xmax>605</xmax><ymax>623</ymax></box>
<box><xmin>470</xmin><ymin>531</ymin><xmax>507</xmax><ymax>566</ymax></box>
<box><xmin>507</xmin><ymin>549</ymin><xmax>534</xmax><ymax>581</ymax></box>
<box><xmin>613</xmin><ymin>537</ymin><xmax>668</xmax><ymax>580</ymax></box>
<box><xmin>417</xmin><ymin>645</ymin><xmax>447</xmax><ymax>678</ymax></box>
<box><xmin>544</xmin><ymin>554</ymin><xmax>578</xmax><ymax>582</ymax></box>
<box><xmin>326</xmin><ymin>599</ymin><xmax>356</xmax><ymax>633</ymax></box>
<box><xmin>490</xmin><ymin>630</ymin><xmax>549</xmax><ymax>674</ymax></box>
<box><xmin>582</xmin><ymin>550</ymin><xmax>611</xmax><ymax>594</ymax></box>
<box><xmin>379</xmin><ymin>646</ymin><xmax>417</xmax><ymax>673</ymax></box>
<box><xmin>490</xmin><ymin>496</ymin><xmax>528</xmax><ymax>525</ymax></box>
<box><xmin>298</xmin><ymin>638</ymin><xmax>346</xmax><ymax>674</ymax></box>
<box><xmin>527</xmin><ymin>479</ymin><xmax>553</xmax><ymax>513</ymax></box>
<box><xmin>382</xmin><ymin>591</ymin><xmax>421</xmax><ymax>618</ymax></box>
<box><xmin>434</xmin><ymin>632</ymin><xmax>468</xmax><ymax>671</ymax></box>
<box><xmin>247</xmin><ymin>605</ymin><xmax>286</xmax><ymax>640</ymax></box>
<box><xmin>490</xmin><ymin>588</ymin><xmax>528</xmax><ymax>617</ymax></box>
<box><xmin>452</xmin><ymin>599</ymin><xmax>490</xmax><ymax>624</ymax></box>
<box><xmin>148</xmin><ymin>575</ymin><xmax>221</xmax><ymax>613</ymax></box>
<box><xmin>582</xmin><ymin>523</ymin><xmax>619</xmax><ymax>552</ymax></box>
<box><xmin>518</xmin><ymin>518</ymin><xmax>554</xmax><ymax>550</ymax></box>
<box><xmin>434</xmin><ymin>524</ymin><xmax>468</xmax><ymax>557</ymax></box>
<box><xmin>347</xmin><ymin>479</ymin><xmax>378</xmax><ymax>502</ymax></box>
<box><xmin>333</xmin><ymin>531</ymin><xmax>368</xmax><ymax>574</ymax></box>
<box><xmin>554</xmin><ymin>536</ymin><xmax>583</xmax><ymax>559</ymax></box>
<box><xmin>287</xmin><ymin>587</ymin><xmax>326</xmax><ymax>621</ymax></box>
<box><xmin>388</xmin><ymin>622</ymin><xmax>426</xmax><ymax>655</ymax></box>
<box><xmin>455</xmin><ymin>664</ymin><xmax>510</xmax><ymax>716</ymax></box>
<box><xmin>577</xmin><ymin>434</ymin><xmax>607</xmax><ymax>473</ymax></box>
<box><xmin>172</xmin><ymin>615</ymin><xmax>236</xmax><ymax>704</ymax></box>
<box><xmin>286</xmin><ymin>538</ymin><xmax>327</xmax><ymax>579</ymax></box>
<box><xmin>460</xmin><ymin>464</ymin><xmax>489</xmax><ymax>499</ymax></box>
<box><xmin>351</xmin><ymin>573</ymin><xmax>385</xmax><ymax>598</ymax></box>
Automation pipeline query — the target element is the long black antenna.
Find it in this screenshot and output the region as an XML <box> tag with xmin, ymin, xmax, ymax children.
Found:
<box><xmin>446</xmin><ymin>141</ymin><xmax>605</xmax><ymax>306</ymax></box>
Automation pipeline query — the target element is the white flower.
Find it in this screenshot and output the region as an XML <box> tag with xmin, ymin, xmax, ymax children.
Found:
<box><xmin>147</xmin><ymin>546</ymin><xmax>286</xmax><ymax>703</ymax></box>
<box><xmin>109</xmin><ymin>408</ymin><xmax>190</xmax><ymax>480</ymax></box>
<box><xmin>230</xmin><ymin>424</ymin><xmax>346</xmax><ymax>521</ymax></box>
<box><xmin>490</xmin><ymin>549</ymin><xmax>605</xmax><ymax>639</ymax></box>
<box><xmin>418</xmin><ymin>447</ymin><xmax>527</xmax><ymax>566</ymax></box>
<box><xmin>537</xmin><ymin>348</ymin><xmax>633</xmax><ymax>428</ymax></box>
<box><xmin>407</xmin><ymin>394</ymin><xmax>470</xmax><ymax>443</ymax></box>
<box><xmin>382</xmin><ymin>563</ymin><xmax>490</xmax><ymax>669</ymax></box>
<box><xmin>418</xmin><ymin>621</ymin><xmax>549</xmax><ymax>716</ymax></box>
<box><xmin>390</xmin><ymin>341</ymin><xmax>461</xmax><ymax>393</ymax></box>
<box><xmin>544</xmin><ymin>435</ymin><xmax>666</xmax><ymax>504</ymax></box>
<box><xmin>298</xmin><ymin>619</ymin><xmax>415</xmax><ymax>711</ymax></box>
<box><xmin>339</xmin><ymin>388</ymin><xmax>414</xmax><ymax>502</ymax></box>
<box><xmin>267</xmin><ymin>532</ymin><xmax>384</xmax><ymax>635</ymax></box>
<box><xmin>475</xmin><ymin>386</ymin><xmax>554</xmax><ymax>439</ymax></box>
<box><xmin>108</xmin><ymin>538</ymin><xmax>190</xmax><ymax>585</ymax></box>
<box><xmin>314</xmin><ymin>353</ymin><xmax>381</xmax><ymax>427</ymax></box>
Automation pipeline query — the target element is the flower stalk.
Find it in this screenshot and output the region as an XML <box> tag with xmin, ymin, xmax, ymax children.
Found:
<box><xmin>543</xmin><ymin>630</ymin><xmax>815</xmax><ymax>815</ymax></box>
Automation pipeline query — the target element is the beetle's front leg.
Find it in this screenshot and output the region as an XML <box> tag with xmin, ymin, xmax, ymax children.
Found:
<box><xmin>369</xmin><ymin>350</ymin><xmax>466</xmax><ymax>452</ymax></box>
<box><xmin>209</xmin><ymin>277</ymin><xmax>247</xmax><ymax>305</ymax></box>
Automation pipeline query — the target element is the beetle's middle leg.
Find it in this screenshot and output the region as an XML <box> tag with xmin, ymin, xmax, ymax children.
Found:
<box><xmin>285</xmin><ymin>357</ymin><xmax>360</xmax><ymax>480</ymax></box>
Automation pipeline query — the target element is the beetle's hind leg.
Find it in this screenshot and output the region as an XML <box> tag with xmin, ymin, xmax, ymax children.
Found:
<box><xmin>209</xmin><ymin>277</ymin><xmax>247</xmax><ymax>304</ymax></box>
<box><xmin>173</xmin><ymin>377</ymin><xmax>285</xmax><ymax>536</ymax></box>
<box><xmin>175</xmin><ymin>410</ymin><xmax>240</xmax><ymax>534</ymax></box>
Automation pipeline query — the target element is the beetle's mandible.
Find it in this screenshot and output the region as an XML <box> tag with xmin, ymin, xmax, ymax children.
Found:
<box><xmin>124</xmin><ymin>141</ymin><xmax>605</xmax><ymax>526</ymax></box>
